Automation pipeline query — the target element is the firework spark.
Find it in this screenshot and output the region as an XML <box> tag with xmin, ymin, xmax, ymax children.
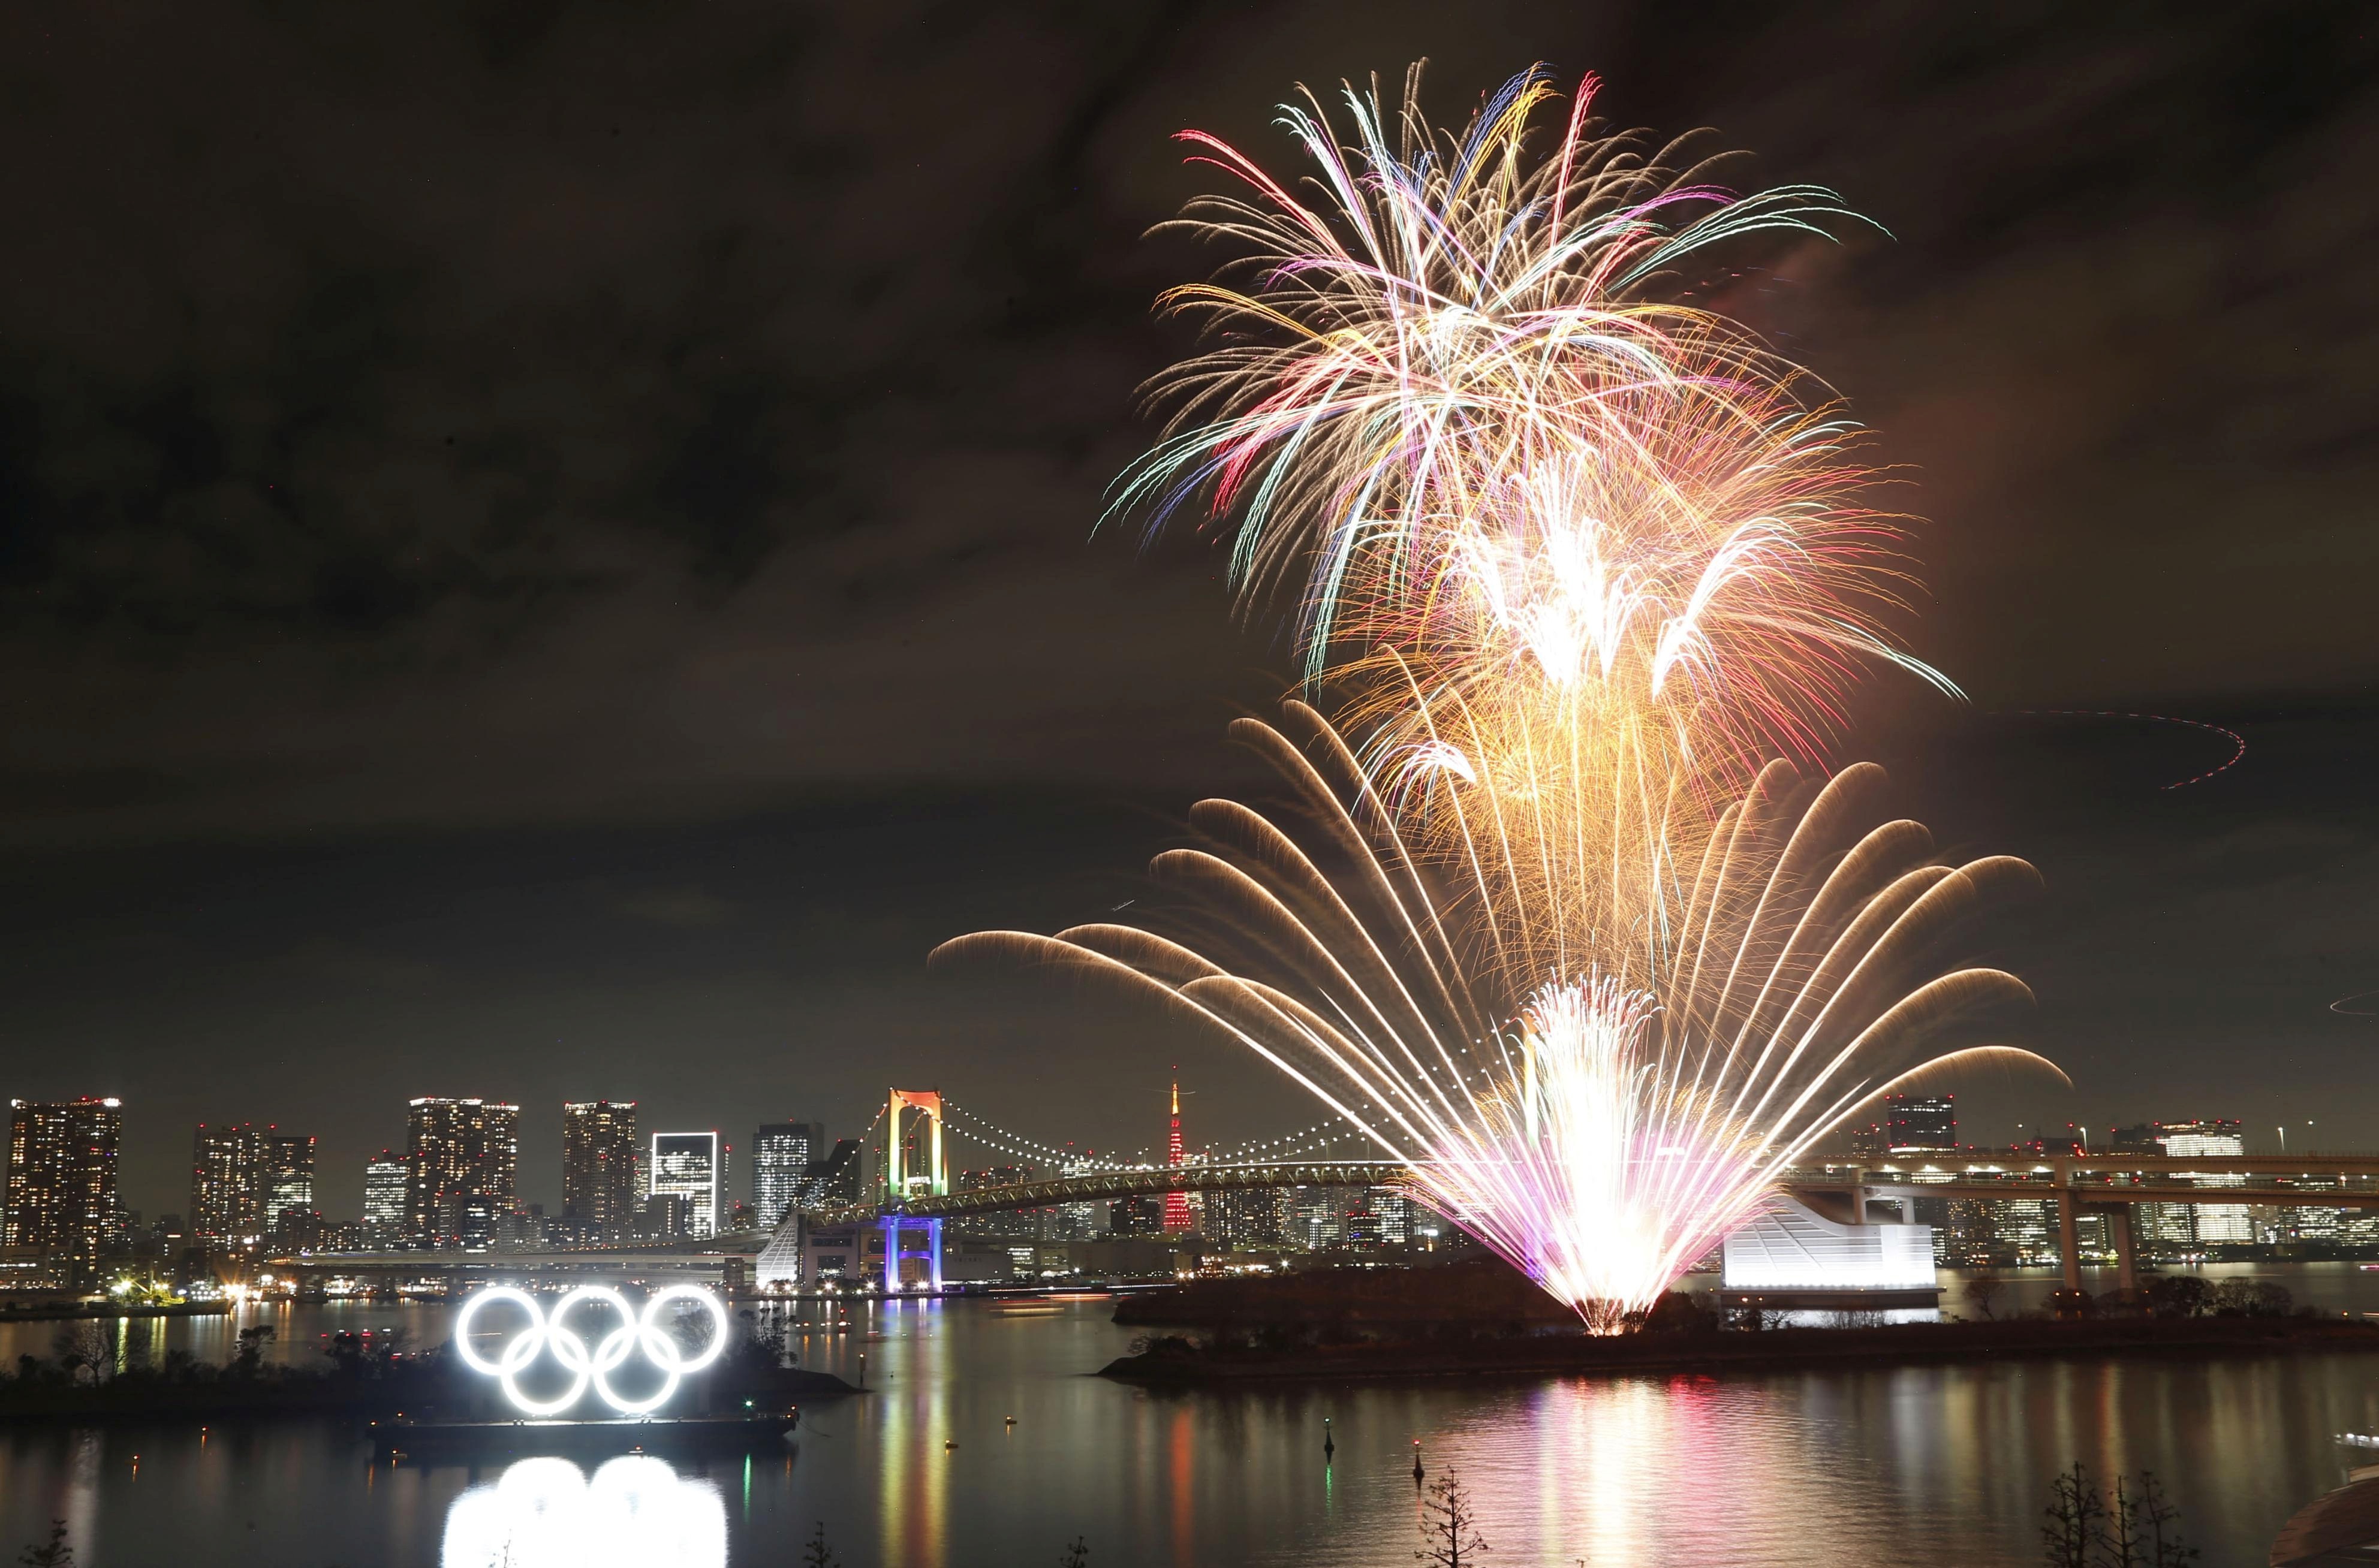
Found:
<box><xmin>938</xmin><ymin>708</ymin><xmax>2054</xmax><ymax>1329</ymax></box>
<box><xmin>1110</xmin><ymin>65</ymin><xmax>1962</xmax><ymax>972</ymax></box>
<box><xmin>1115</xmin><ymin>64</ymin><xmax>1952</xmax><ymax>767</ymax></box>
<box><xmin>950</xmin><ymin>65</ymin><xmax>2050</xmax><ymax>1326</ymax></box>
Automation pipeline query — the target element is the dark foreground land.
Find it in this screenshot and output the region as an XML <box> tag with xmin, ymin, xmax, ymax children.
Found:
<box><xmin>0</xmin><ymin>1300</ymin><xmax>229</xmax><ymax>1323</ymax></box>
<box><xmin>1101</xmin><ymin>1259</ymin><xmax>2379</xmax><ymax>1383</ymax></box>
<box><xmin>0</xmin><ymin>1364</ymin><xmax>862</xmax><ymax>1423</ymax></box>
<box><xmin>0</xmin><ymin>1323</ymin><xmax>860</xmax><ymax>1424</ymax></box>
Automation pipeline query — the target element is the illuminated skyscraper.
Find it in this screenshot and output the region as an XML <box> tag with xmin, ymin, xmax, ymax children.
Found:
<box><xmin>1883</xmin><ymin>1093</ymin><xmax>1957</xmax><ymax>1154</ymax></box>
<box><xmin>405</xmin><ymin>1097</ymin><xmax>520</xmax><ymax>1250</ymax></box>
<box><xmin>1110</xmin><ymin>1190</ymin><xmax>1164</xmax><ymax>1237</ymax></box>
<box><xmin>753</xmin><ymin>1121</ymin><xmax>824</xmax><ymax>1227</ymax></box>
<box><xmin>4</xmin><ymin>1098</ymin><xmax>122</xmax><ymax>1279</ymax></box>
<box><xmin>561</xmin><ymin>1100</ymin><xmax>640</xmax><ymax>1241</ymax></box>
<box><xmin>190</xmin><ymin>1124</ymin><xmax>264</xmax><ymax>1245</ymax></box>
<box><xmin>1207</xmin><ymin>1184</ymin><xmax>1287</xmax><ymax>1248</ymax></box>
<box><xmin>956</xmin><ymin>1163</ymin><xmax>1037</xmax><ymax>1241</ymax></box>
<box><xmin>191</xmin><ymin>1124</ymin><xmax>317</xmax><ymax>1249</ymax></box>
<box><xmin>800</xmin><ymin>1139</ymin><xmax>863</xmax><ymax>1210</ymax></box>
<box><xmin>649</xmin><ymin>1132</ymin><xmax>721</xmax><ymax>1237</ymax></box>
<box><xmin>2155</xmin><ymin>1118</ymin><xmax>2249</xmax><ymax>1244</ymax></box>
<box><xmin>362</xmin><ymin>1152</ymin><xmax>409</xmax><ymax>1246</ymax></box>
<box><xmin>263</xmin><ymin>1132</ymin><xmax>316</xmax><ymax>1243</ymax></box>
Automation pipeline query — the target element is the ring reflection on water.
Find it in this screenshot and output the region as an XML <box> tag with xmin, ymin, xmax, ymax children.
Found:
<box><xmin>441</xmin><ymin>1455</ymin><xmax>726</xmax><ymax>1568</ymax></box>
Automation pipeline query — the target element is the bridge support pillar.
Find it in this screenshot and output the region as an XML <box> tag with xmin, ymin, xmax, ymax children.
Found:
<box><xmin>877</xmin><ymin>1215</ymin><xmax>945</xmax><ymax>1293</ymax></box>
<box><xmin>2056</xmin><ymin>1196</ymin><xmax>2081</xmax><ymax>1293</ymax></box>
<box><xmin>2112</xmin><ymin>1207</ymin><xmax>2137</xmax><ymax>1293</ymax></box>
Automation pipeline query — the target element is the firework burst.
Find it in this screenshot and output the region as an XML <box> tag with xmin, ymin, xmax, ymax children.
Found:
<box><xmin>938</xmin><ymin>708</ymin><xmax>2053</xmax><ymax>1329</ymax></box>
<box><xmin>950</xmin><ymin>64</ymin><xmax>2050</xmax><ymax>1325</ymax></box>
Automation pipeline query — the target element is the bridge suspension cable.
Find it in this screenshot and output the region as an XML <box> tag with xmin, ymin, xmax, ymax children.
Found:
<box><xmin>937</xmin><ymin>1099</ymin><xmax>1142</xmax><ymax>1174</ymax></box>
<box><xmin>936</xmin><ymin>1096</ymin><xmax>1371</xmax><ymax>1175</ymax></box>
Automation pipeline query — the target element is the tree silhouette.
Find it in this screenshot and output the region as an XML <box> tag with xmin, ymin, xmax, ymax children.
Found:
<box><xmin>16</xmin><ymin>1520</ymin><xmax>73</xmax><ymax>1568</ymax></box>
<box><xmin>1418</xmin><ymin>1470</ymin><xmax>1489</xmax><ymax>1568</ymax></box>
<box><xmin>2043</xmin><ymin>1461</ymin><xmax>2106</xmax><ymax>1568</ymax></box>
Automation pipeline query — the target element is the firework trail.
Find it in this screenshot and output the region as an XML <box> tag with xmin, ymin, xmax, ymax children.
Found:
<box><xmin>954</xmin><ymin>65</ymin><xmax>2050</xmax><ymax>1324</ymax></box>
<box><xmin>1110</xmin><ymin>65</ymin><xmax>1960</xmax><ymax>975</ymax></box>
<box><xmin>937</xmin><ymin>708</ymin><xmax>2054</xmax><ymax>1330</ymax></box>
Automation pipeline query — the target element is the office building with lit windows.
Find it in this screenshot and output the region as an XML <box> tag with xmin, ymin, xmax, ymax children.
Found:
<box><xmin>752</xmin><ymin>1121</ymin><xmax>824</xmax><ymax>1227</ymax></box>
<box><xmin>1207</xmin><ymin>1185</ymin><xmax>1288</xmax><ymax>1248</ymax></box>
<box><xmin>2156</xmin><ymin>1118</ymin><xmax>2251</xmax><ymax>1244</ymax></box>
<box><xmin>561</xmin><ymin>1100</ymin><xmax>640</xmax><ymax>1241</ymax></box>
<box><xmin>405</xmin><ymin>1097</ymin><xmax>520</xmax><ymax>1249</ymax></box>
<box><xmin>189</xmin><ymin>1124</ymin><xmax>264</xmax><ymax>1245</ymax></box>
<box><xmin>263</xmin><ymin>1132</ymin><xmax>315</xmax><ymax>1243</ymax></box>
<box><xmin>1884</xmin><ymin>1094</ymin><xmax>1957</xmax><ymax>1153</ymax></box>
<box><xmin>649</xmin><ymin>1132</ymin><xmax>722</xmax><ymax>1237</ymax></box>
<box><xmin>362</xmin><ymin>1153</ymin><xmax>409</xmax><ymax>1246</ymax></box>
<box><xmin>4</xmin><ymin>1097</ymin><xmax>122</xmax><ymax>1280</ymax></box>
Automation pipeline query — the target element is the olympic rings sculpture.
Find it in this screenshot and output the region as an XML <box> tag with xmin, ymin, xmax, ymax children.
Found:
<box><xmin>451</xmin><ymin>1284</ymin><xmax>730</xmax><ymax>1416</ymax></box>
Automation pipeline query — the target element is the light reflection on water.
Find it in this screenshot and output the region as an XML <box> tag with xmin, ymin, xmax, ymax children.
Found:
<box><xmin>4</xmin><ymin>1271</ymin><xmax>2379</xmax><ymax>1566</ymax></box>
<box><xmin>440</xmin><ymin>1457</ymin><xmax>724</xmax><ymax>1568</ymax></box>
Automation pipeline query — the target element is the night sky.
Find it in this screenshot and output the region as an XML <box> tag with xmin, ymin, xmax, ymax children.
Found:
<box><xmin>2</xmin><ymin>2</ymin><xmax>2375</xmax><ymax>1219</ymax></box>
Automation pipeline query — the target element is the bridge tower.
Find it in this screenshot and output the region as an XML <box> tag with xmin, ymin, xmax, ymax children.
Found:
<box><xmin>879</xmin><ymin>1089</ymin><xmax>946</xmax><ymax>1293</ymax></box>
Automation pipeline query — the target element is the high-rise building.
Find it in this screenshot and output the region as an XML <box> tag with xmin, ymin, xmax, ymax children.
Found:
<box><xmin>190</xmin><ymin>1124</ymin><xmax>264</xmax><ymax>1245</ymax></box>
<box><xmin>4</xmin><ymin>1098</ymin><xmax>123</xmax><ymax>1278</ymax></box>
<box><xmin>1109</xmin><ymin>1190</ymin><xmax>1164</xmax><ymax>1237</ymax></box>
<box><xmin>649</xmin><ymin>1132</ymin><xmax>721</xmax><ymax>1237</ymax></box>
<box><xmin>1883</xmin><ymin>1094</ymin><xmax>1957</xmax><ymax>1154</ymax></box>
<box><xmin>753</xmin><ymin>1121</ymin><xmax>824</xmax><ymax>1227</ymax></box>
<box><xmin>1360</xmin><ymin>1185</ymin><xmax>1412</xmax><ymax>1246</ymax></box>
<box><xmin>1288</xmin><ymin>1185</ymin><xmax>1360</xmax><ymax>1251</ymax></box>
<box><xmin>561</xmin><ymin>1100</ymin><xmax>640</xmax><ymax>1241</ymax></box>
<box><xmin>264</xmin><ymin>1132</ymin><xmax>316</xmax><ymax>1244</ymax></box>
<box><xmin>405</xmin><ymin>1097</ymin><xmax>520</xmax><ymax>1250</ymax></box>
<box><xmin>956</xmin><ymin>1163</ymin><xmax>1038</xmax><ymax>1241</ymax></box>
<box><xmin>1207</xmin><ymin>1185</ymin><xmax>1287</xmax><ymax>1249</ymax></box>
<box><xmin>362</xmin><ymin>1153</ymin><xmax>409</xmax><ymax>1246</ymax></box>
<box><xmin>799</xmin><ymin>1139</ymin><xmax>863</xmax><ymax>1210</ymax></box>
<box><xmin>2154</xmin><ymin>1118</ymin><xmax>2249</xmax><ymax>1244</ymax></box>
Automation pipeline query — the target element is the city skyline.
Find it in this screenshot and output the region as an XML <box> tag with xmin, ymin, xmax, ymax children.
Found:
<box><xmin>0</xmin><ymin>5</ymin><xmax>2371</xmax><ymax>1229</ymax></box>
<box><xmin>0</xmin><ymin>8</ymin><xmax>2366</xmax><ymax>1563</ymax></box>
<box><xmin>7</xmin><ymin>1084</ymin><xmax>2315</xmax><ymax>1253</ymax></box>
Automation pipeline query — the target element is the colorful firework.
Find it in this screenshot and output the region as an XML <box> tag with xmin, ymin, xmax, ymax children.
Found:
<box><xmin>938</xmin><ymin>709</ymin><xmax>2053</xmax><ymax>1330</ymax></box>
<box><xmin>1115</xmin><ymin>64</ymin><xmax>1953</xmax><ymax>764</ymax></box>
<box><xmin>1111</xmin><ymin>65</ymin><xmax>1959</xmax><ymax>972</ymax></box>
<box><xmin>953</xmin><ymin>65</ymin><xmax>2049</xmax><ymax>1325</ymax></box>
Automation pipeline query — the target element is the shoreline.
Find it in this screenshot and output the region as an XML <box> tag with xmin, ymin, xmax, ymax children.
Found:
<box><xmin>0</xmin><ymin>1301</ymin><xmax>231</xmax><ymax>1324</ymax></box>
<box><xmin>1098</xmin><ymin>1315</ymin><xmax>2379</xmax><ymax>1385</ymax></box>
<box><xmin>0</xmin><ymin>1367</ymin><xmax>862</xmax><ymax>1426</ymax></box>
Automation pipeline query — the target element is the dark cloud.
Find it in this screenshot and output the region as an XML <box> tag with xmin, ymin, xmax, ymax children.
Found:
<box><xmin>0</xmin><ymin>1</ymin><xmax>2374</xmax><ymax>1211</ymax></box>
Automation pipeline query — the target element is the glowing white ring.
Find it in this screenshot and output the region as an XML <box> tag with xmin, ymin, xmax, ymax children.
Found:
<box><xmin>452</xmin><ymin>1285</ymin><xmax>731</xmax><ymax>1416</ymax></box>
